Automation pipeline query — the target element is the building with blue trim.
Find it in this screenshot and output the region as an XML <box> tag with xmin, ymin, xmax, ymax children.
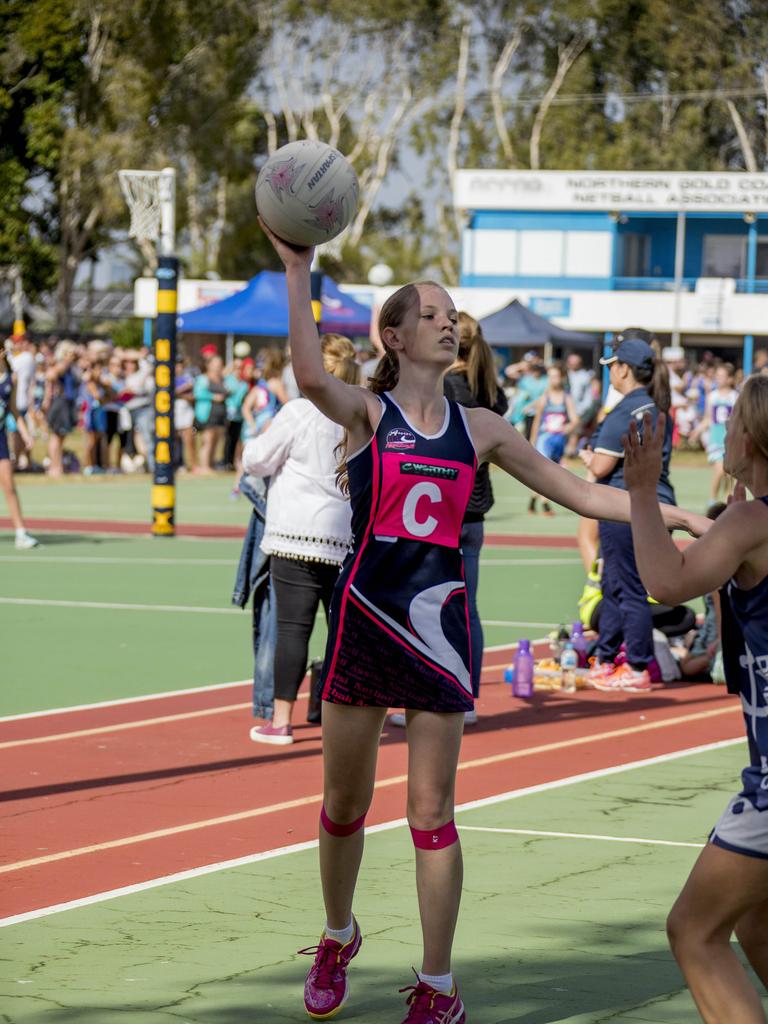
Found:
<box><xmin>454</xmin><ymin>171</ymin><xmax>768</xmax><ymax>370</ymax></box>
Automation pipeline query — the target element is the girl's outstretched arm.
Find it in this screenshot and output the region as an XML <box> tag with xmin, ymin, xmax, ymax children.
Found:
<box><xmin>466</xmin><ymin>406</ymin><xmax>708</xmax><ymax>536</ymax></box>
<box><xmin>261</xmin><ymin>221</ymin><xmax>378</xmax><ymax>434</ymax></box>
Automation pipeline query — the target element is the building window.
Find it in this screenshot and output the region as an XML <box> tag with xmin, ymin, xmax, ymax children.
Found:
<box><xmin>702</xmin><ymin>235</ymin><xmax>744</xmax><ymax>277</ymax></box>
<box><xmin>620</xmin><ymin>234</ymin><xmax>650</xmax><ymax>277</ymax></box>
<box><xmin>755</xmin><ymin>240</ymin><xmax>768</xmax><ymax>278</ymax></box>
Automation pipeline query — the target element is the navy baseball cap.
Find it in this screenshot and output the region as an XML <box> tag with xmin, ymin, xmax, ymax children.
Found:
<box><xmin>599</xmin><ymin>328</ymin><xmax>655</xmax><ymax>370</ymax></box>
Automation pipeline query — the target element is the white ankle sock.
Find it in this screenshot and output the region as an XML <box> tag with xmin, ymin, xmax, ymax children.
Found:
<box><xmin>418</xmin><ymin>971</ymin><xmax>453</xmax><ymax>994</ymax></box>
<box><xmin>15</xmin><ymin>528</ymin><xmax>26</xmax><ymax>540</ymax></box>
<box><xmin>324</xmin><ymin>920</ymin><xmax>354</xmax><ymax>945</ymax></box>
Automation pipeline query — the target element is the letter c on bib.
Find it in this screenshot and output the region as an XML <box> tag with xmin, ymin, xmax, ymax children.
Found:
<box><xmin>402</xmin><ymin>481</ymin><xmax>441</xmax><ymax>537</ymax></box>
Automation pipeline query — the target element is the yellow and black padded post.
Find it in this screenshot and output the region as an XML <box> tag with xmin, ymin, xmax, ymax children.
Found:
<box><xmin>310</xmin><ymin>268</ymin><xmax>323</xmax><ymax>332</ymax></box>
<box><xmin>151</xmin><ymin>255</ymin><xmax>179</xmax><ymax>536</ymax></box>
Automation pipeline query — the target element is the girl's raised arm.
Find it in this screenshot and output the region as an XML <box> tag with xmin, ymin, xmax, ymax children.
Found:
<box><xmin>262</xmin><ymin>221</ymin><xmax>377</xmax><ymax>433</ymax></box>
<box><xmin>624</xmin><ymin>415</ymin><xmax>764</xmax><ymax>603</ymax></box>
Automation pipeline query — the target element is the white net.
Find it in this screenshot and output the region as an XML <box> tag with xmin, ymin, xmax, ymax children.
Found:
<box><xmin>118</xmin><ymin>170</ymin><xmax>164</xmax><ymax>242</ymax></box>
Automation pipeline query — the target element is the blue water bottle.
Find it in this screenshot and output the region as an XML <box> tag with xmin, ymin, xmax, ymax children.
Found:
<box><xmin>512</xmin><ymin>640</ymin><xmax>534</xmax><ymax>698</ymax></box>
<box><xmin>571</xmin><ymin>621</ymin><xmax>588</xmax><ymax>668</ymax></box>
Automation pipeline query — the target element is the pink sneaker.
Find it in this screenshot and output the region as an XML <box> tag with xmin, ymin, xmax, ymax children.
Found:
<box><xmin>249</xmin><ymin>723</ymin><xmax>293</xmax><ymax>745</ymax></box>
<box><xmin>399</xmin><ymin>975</ymin><xmax>466</xmax><ymax>1024</ymax></box>
<box><xmin>592</xmin><ymin>663</ymin><xmax>652</xmax><ymax>693</ymax></box>
<box><xmin>611</xmin><ymin>663</ymin><xmax>652</xmax><ymax>693</ymax></box>
<box><xmin>300</xmin><ymin>918</ymin><xmax>362</xmax><ymax>1019</ymax></box>
<box><xmin>587</xmin><ymin>658</ymin><xmax>616</xmax><ymax>688</ymax></box>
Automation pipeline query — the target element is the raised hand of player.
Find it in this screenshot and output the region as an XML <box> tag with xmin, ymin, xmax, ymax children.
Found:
<box><xmin>258</xmin><ymin>216</ymin><xmax>314</xmax><ymax>272</ymax></box>
<box><xmin>622</xmin><ymin>411</ymin><xmax>664</xmax><ymax>493</ymax></box>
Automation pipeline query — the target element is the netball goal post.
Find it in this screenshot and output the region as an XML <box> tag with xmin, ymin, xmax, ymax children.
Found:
<box><xmin>118</xmin><ymin>167</ymin><xmax>178</xmax><ymax>536</ymax></box>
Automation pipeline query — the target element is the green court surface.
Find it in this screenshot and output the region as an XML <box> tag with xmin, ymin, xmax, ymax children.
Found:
<box><xmin>0</xmin><ymin>538</ymin><xmax>589</xmax><ymax>716</ymax></box>
<box><xmin>2</xmin><ymin>462</ymin><xmax>712</xmax><ymax>716</ymax></box>
<box><xmin>2</xmin><ymin>743</ymin><xmax>763</xmax><ymax>1023</ymax></box>
<box><xmin>11</xmin><ymin>462</ymin><xmax>714</xmax><ymax>531</ymax></box>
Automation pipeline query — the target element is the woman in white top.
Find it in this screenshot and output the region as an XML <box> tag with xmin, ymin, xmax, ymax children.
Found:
<box><xmin>243</xmin><ymin>335</ymin><xmax>358</xmax><ymax>745</ymax></box>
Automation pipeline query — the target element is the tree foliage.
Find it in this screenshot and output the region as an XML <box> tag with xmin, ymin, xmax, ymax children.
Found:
<box><xmin>3</xmin><ymin>0</ymin><xmax>768</xmax><ymax>322</ymax></box>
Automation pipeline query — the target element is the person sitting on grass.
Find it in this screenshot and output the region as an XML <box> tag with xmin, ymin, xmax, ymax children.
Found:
<box><xmin>624</xmin><ymin>374</ymin><xmax>768</xmax><ymax>1024</ymax></box>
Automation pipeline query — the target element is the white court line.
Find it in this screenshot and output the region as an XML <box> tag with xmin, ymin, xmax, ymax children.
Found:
<box><xmin>0</xmin><ymin>641</ymin><xmax>535</xmax><ymax>724</ymax></box>
<box><xmin>0</xmin><ymin>737</ymin><xmax>741</xmax><ymax>929</ymax></box>
<box><xmin>0</xmin><ymin>597</ymin><xmax>240</xmax><ymax>615</ymax></box>
<box><xmin>0</xmin><ymin>555</ymin><xmax>236</xmax><ymax>567</ymax></box>
<box><xmin>458</xmin><ymin>826</ymin><xmax>701</xmax><ymax>848</ymax></box>
<box><xmin>480</xmin><ymin>558</ymin><xmax>581</xmax><ymax>567</ymax></box>
<box><xmin>0</xmin><ymin>596</ymin><xmax>555</xmax><ymax>631</ymax></box>
<box><xmin>0</xmin><ymin>680</ymin><xmax>253</xmax><ymax>723</ymax></box>
<box><xmin>484</xmin><ymin>619</ymin><xmax>559</xmax><ymax>628</ymax></box>
<box><xmin>1</xmin><ymin>557</ymin><xmax>574</xmax><ymax>568</ymax></box>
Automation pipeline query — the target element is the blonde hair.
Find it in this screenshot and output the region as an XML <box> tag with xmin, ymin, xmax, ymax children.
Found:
<box><xmin>457</xmin><ymin>311</ymin><xmax>498</xmax><ymax>405</ymax></box>
<box><xmin>736</xmin><ymin>373</ymin><xmax>768</xmax><ymax>461</ymax></box>
<box><xmin>262</xmin><ymin>346</ymin><xmax>286</xmax><ymax>380</ymax></box>
<box><xmin>321</xmin><ymin>333</ymin><xmax>359</xmax><ymax>385</ymax></box>
<box><xmin>54</xmin><ymin>340</ymin><xmax>77</xmax><ymax>361</ymax></box>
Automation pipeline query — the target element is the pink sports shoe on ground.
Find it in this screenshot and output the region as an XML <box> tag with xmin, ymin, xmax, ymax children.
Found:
<box><xmin>249</xmin><ymin>723</ymin><xmax>293</xmax><ymax>745</ymax></box>
<box><xmin>611</xmin><ymin>663</ymin><xmax>652</xmax><ymax>693</ymax></box>
<box><xmin>300</xmin><ymin>917</ymin><xmax>362</xmax><ymax>1019</ymax></box>
<box><xmin>592</xmin><ymin>663</ymin><xmax>652</xmax><ymax>693</ymax></box>
<box><xmin>399</xmin><ymin>975</ymin><xmax>466</xmax><ymax>1024</ymax></box>
<box><xmin>587</xmin><ymin>658</ymin><xmax>615</xmax><ymax>687</ymax></box>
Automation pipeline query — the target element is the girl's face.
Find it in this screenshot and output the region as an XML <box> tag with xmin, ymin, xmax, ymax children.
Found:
<box><xmin>715</xmin><ymin>367</ymin><xmax>732</xmax><ymax>389</ymax></box>
<box><xmin>547</xmin><ymin>367</ymin><xmax>563</xmax><ymax>388</ymax></box>
<box><xmin>387</xmin><ymin>284</ymin><xmax>458</xmax><ymax>368</ymax></box>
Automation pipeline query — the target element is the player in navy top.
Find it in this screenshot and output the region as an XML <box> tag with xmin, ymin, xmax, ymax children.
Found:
<box><xmin>261</xmin><ymin>221</ymin><xmax>706</xmax><ymax>1024</ymax></box>
<box><xmin>581</xmin><ymin>330</ymin><xmax>676</xmax><ymax>693</ymax></box>
<box><xmin>0</xmin><ymin>346</ymin><xmax>38</xmax><ymax>550</ymax></box>
<box><xmin>624</xmin><ymin>373</ymin><xmax>768</xmax><ymax>1023</ymax></box>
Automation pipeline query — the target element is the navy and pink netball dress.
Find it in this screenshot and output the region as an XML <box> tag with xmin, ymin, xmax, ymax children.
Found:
<box><xmin>321</xmin><ymin>393</ymin><xmax>477</xmax><ymax>713</ymax></box>
<box><xmin>711</xmin><ymin>498</ymin><xmax>768</xmax><ymax>860</ymax></box>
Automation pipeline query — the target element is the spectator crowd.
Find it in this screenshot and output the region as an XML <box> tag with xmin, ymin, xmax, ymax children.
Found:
<box><xmin>3</xmin><ymin>330</ymin><xmax>767</xmax><ymax>485</ymax></box>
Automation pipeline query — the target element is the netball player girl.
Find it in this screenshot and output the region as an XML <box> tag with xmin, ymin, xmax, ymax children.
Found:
<box><xmin>623</xmin><ymin>374</ymin><xmax>768</xmax><ymax>1024</ymax></box>
<box><xmin>260</xmin><ymin>222</ymin><xmax>706</xmax><ymax>1024</ymax></box>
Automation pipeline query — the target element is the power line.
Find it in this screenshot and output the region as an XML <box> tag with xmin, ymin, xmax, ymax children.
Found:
<box><xmin>499</xmin><ymin>86</ymin><xmax>765</xmax><ymax>109</ymax></box>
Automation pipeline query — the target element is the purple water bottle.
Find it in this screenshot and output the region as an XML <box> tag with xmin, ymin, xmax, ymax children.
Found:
<box><xmin>512</xmin><ymin>640</ymin><xmax>534</xmax><ymax>698</ymax></box>
<box><xmin>571</xmin><ymin>622</ymin><xmax>588</xmax><ymax>668</ymax></box>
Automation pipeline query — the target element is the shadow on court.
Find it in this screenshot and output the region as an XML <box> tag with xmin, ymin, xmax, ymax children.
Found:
<box><xmin>3</xmin><ymin>681</ymin><xmax>722</xmax><ymax>803</ymax></box>
<box><xmin>3</xmin><ymin>946</ymin><xmax>711</xmax><ymax>1023</ymax></box>
<box><xmin>1</xmin><ymin>532</ymin><xmax>136</xmax><ymax>547</ymax></box>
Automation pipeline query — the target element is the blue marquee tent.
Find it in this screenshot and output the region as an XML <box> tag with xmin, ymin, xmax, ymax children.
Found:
<box><xmin>479</xmin><ymin>299</ymin><xmax>596</xmax><ymax>349</ymax></box>
<box><xmin>177</xmin><ymin>271</ymin><xmax>372</xmax><ymax>337</ymax></box>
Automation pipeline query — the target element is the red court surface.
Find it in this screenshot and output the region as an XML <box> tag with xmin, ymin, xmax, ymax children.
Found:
<box><xmin>0</xmin><ymin>644</ymin><xmax>741</xmax><ymax>922</ymax></box>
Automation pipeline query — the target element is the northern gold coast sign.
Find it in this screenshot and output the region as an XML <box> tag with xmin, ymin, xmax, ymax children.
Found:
<box><xmin>455</xmin><ymin>170</ymin><xmax>768</xmax><ymax>213</ymax></box>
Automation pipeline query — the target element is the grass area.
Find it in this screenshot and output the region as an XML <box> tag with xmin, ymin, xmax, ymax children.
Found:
<box><xmin>1</xmin><ymin>459</ymin><xmax>715</xmax><ymax>715</ymax></box>
<box><xmin>1</xmin><ymin>743</ymin><xmax>761</xmax><ymax>1023</ymax></box>
<box><xmin>11</xmin><ymin>455</ymin><xmax>716</xmax><ymax>530</ymax></box>
<box><xmin>0</xmin><ymin>537</ymin><xmax>587</xmax><ymax>715</ymax></box>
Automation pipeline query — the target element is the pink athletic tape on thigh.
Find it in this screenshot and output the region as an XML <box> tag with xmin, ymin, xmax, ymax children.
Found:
<box><xmin>410</xmin><ymin>820</ymin><xmax>459</xmax><ymax>850</ymax></box>
<box><xmin>320</xmin><ymin>805</ymin><xmax>367</xmax><ymax>837</ymax></box>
